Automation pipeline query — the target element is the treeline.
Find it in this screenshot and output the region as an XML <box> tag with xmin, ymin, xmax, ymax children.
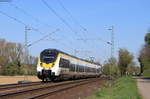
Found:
<box><xmin>0</xmin><ymin>39</ymin><xmax>37</xmax><ymax>76</ymax></box>
<box><xmin>102</xmin><ymin>32</ymin><xmax>150</xmax><ymax>77</ymax></box>
<box><xmin>138</xmin><ymin>32</ymin><xmax>150</xmax><ymax>76</ymax></box>
<box><xmin>102</xmin><ymin>48</ymin><xmax>140</xmax><ymax>77</ymax></box>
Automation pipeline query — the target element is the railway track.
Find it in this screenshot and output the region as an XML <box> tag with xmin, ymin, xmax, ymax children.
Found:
<box><xmin>0</xmin><ymin>78</ymin><xmax>101</xmax><ymax>99</ymax></box>
<box><xmin>0</xmin><ymin>81</ymin><xmax>43</xmax><ymax>93</ymax></box>
<box><xmin>0</xmin><ymin>81</ymin><xmax>41</xmax><ymax>90</ymax></box>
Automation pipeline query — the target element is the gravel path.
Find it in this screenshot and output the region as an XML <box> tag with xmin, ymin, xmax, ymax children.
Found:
<box><xmin>137</xmin><ymin>78</ymin><xmax>150</xmax><ymax>99</ymax></box>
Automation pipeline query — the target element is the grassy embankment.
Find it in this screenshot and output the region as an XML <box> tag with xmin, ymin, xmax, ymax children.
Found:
<box><xmin>142</xmin><ymin>68</ymin><xmax>150</xmax><ymax>77</ymax></box>
<box><xmin>88</xmin><ymin>76</ymin><xmax>141</xmax><ymax>99</ymax></box>
<box><xmin>141</xmin><ymin>61</ymin><xmax>150</xmax><ymax>77</ymax></box>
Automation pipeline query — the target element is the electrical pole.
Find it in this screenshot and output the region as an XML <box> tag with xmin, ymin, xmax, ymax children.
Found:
<box><xmin>24</xmin><ymin>26</ymin><xmax>31</xmax><ymax>81</ymax></box>
<box><xmin>111</xmin><ymin>25</ymin><xmax>114</xmax><ymax>58</ymax></box>
<box><xmin>108</xmin><ymin>25</ymin><xmax>115</xmax><ymax>79</ymax></box>
<box><xmin>25</xmin><ymin>26</ymin><xmax>29</xmax><ymax>63</ymax></box>
<box><xmin>25</xmin><ymin>26</ymin><xmax>32</xmax><ymax>62</ymax></box>
<box><xmin>108</xmin><ymin>25</ymin><xmax>115</xmax><ymax>58</ymax></box>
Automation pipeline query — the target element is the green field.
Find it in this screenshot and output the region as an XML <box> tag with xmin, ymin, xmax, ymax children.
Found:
<box><xmin>88</xmin><ymin>76</ymin><xmax>141</xmax><ymax>99</ymax></box>
<box><xmin>142</xmin><ymin>68</ymin><xmax>150</xmax><ymax>77</ymax></box>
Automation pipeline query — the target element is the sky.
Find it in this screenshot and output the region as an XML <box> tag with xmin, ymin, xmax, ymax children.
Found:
<box><xmin>0</xmin><ymin>0</ymin><xmax>150</xmax><ymax>64</ymax></box>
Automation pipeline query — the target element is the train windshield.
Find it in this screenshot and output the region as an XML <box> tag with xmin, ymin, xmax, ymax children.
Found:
<box><xmin>40</xmin><ymin>50</ymin><xmax>58</xmax><ymax>64</ymax></box>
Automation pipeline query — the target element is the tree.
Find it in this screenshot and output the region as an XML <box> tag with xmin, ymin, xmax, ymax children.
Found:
<box><xmin>118</xmin><ymin>48</ymin><xmax>133</xmax><ymax>76</ymax></box>
<box><xmin>145</xmin><ymin>33</ymin><xmax>150</xmax><ymax>45</ymax></box>
<box><xmin>102</xmin><ymin>57</ymin><xmax>119</xmax><ymax>77</ymax></box>
<box><xmin>138</xmin><ymin>33</ymin><xmax>150</xmax><ymax>75</ymax></box>
<box><xmin>127</xmin><ymin>61</ymin><xmax>140</xmax><ymax>75</ymax></box>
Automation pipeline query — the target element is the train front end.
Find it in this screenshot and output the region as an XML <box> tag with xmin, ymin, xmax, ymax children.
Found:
<box><xmin>37</xmin><ymin>49</ymin><xmax>58</xmax><ymax>81</ymax></box>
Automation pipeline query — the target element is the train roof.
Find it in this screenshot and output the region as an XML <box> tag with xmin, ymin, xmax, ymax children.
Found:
<box><xmin>41</xmin><ymin>48</ymin><xmax>101</xmax><ymax>66</ymax></box>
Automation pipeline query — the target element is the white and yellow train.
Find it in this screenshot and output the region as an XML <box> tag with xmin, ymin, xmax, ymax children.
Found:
<box><xmin>37</xmin><ymin>49</ymin><xmax>101</xmax><ymax>81</ymax></box>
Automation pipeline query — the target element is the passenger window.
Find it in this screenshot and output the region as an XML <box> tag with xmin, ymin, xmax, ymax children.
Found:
<box><xmin>59</xmin><ymin>58</ymin><xmax>70</xmax><ymax>68</ymax></box>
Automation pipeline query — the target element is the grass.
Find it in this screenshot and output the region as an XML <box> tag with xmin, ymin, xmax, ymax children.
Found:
<box><xmin>142</xmin><ymin>68</ymin><xmax>150</xmax><ymax>77</ymax></box>
<box><xmin>87</xmin><ymin>76</ymin><xmax>141</xmax><ymax>99</ymax></box>
<box><xmin>141</xmin><ymin>61</ymin><xmax>150</xmax><ymax>77</ymax></box>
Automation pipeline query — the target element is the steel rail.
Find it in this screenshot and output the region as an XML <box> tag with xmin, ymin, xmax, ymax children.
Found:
<box><xmin>0</xmin><ymin>81</ymin><xmax>42</xmax><ymax>90</ymax></box>
<box><xmin>30</xmin><ymin>78</ymin><xmax>99</xmax><ymax>99</ymax></box>
<box><xmin>0</xmin><ymin>78</ymin><xmax>98</xmax><ymax>99</ymax></box>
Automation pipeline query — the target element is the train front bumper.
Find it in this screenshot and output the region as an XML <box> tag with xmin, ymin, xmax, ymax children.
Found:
<box><xmin>37</xmin><ymin>69</ymin><xmax>55</xmax><ymax>79</ymax></box>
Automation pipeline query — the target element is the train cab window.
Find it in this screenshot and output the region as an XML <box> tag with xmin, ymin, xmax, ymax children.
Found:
<box><xmin>59</xmin><ymin>58</ymin><xmax>70</xmax><ymax>68</ymax></box>
<box><xmin>40</xmin><ymin>50</ymin><xmax>58</xmax><ymax>64</ymax></box>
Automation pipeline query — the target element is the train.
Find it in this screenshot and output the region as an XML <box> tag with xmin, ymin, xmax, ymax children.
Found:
<box><xmin>37</xmin><ymin>49</ymin><xmax>102</xmax><ymax>82</ymax></box>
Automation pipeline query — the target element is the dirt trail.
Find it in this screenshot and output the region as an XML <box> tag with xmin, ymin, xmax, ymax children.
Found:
<box><xmin>137</xmin><ymin>78</ymin><xmax>150</xmax><ymax>99</ymax></box>
<box><xmin>0</xmin><ymin>76</ymin><xmax>40</xmax><ymax>85</ymax></box>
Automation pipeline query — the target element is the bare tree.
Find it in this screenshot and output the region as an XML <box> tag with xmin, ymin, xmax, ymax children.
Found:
<box><xmin>0</xmin><ymin>38</ymin><xmax>37</xmax><ymax>75</ymax></box>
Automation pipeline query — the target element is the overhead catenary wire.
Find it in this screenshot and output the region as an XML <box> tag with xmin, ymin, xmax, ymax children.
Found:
<box><xmin>41</xmin><ymin>0</ymin><xmax>86</xmax><ymax>55</ymax></box>
<box><xmin>0</xmin><ymin>9</ymin><xmax>61</xmax><ymax>55</ymax></box>
<box><xmin>43</xmin><ymin>0</ymin><xmax>111</xmax><ymax>62</ymax></box>
<box><xmin>56</xmin><ymin>0</ymin><xmax>101</xmax><ymax>59</ymax></box>
<box><xmin>56</xmin><ymin>0</ymin><xmax>110</xmax><ymax>49</ymax></box>
<box><xmin>56</xmin><ymin>0</ymin><xmax>89</xmax><ymax>42</ymax></box>
<box><xmin>41</xmin><ymin>0</ymin><xmax>80</xmax><ymax>37</ymax></box>
<box><xmin>0</xmin><ymin>1</ymin><xmax>108</xmax><ymax>62</ymax></box>
<box><xmin>77</xmin><ymin>38</ymin><xmax>112</xmax><ymax>45</ymax></box>
<box><xmin>9</xmin><ymin>3</ymin><xmax>54</xmax><ymax>29</ymax></box>
<box><xmin>41</xmin><ymin>0</ymin><xmax>95</xmax><ymax>58</ymax></box>
<box><xmin>6</xmin><ymin>2</ymin><xmax>75</xmax><ymax>51</ymax></box>
<box><xmin>46</xmin><ymin>35</ymin><xmax>75</xmax><ymax>51</ymax></box>
<box><xmin>27</xmin><ymin>29</ymin><xmax>59</xmax><ymax>47</ymax></box>
<box><xmin>0</xmin><ymin>10</ymin><xmax>26</xmax><ymax>26</ymax></box>
<box><xmin>56</xmin><ymin>0</ymin><xmax>87</xmax><ymax>33</ymax></box>
<box><xmin>0</xmin><ymin>10</ymin><xmax>57</xmax><ymax>35</ymax></box>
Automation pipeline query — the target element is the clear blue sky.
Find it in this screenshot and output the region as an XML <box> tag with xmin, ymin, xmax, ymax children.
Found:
<box><xmin>0</xmin><ymin>0</ymin><xmax>150</xmax><ymax>64</ymax></box>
